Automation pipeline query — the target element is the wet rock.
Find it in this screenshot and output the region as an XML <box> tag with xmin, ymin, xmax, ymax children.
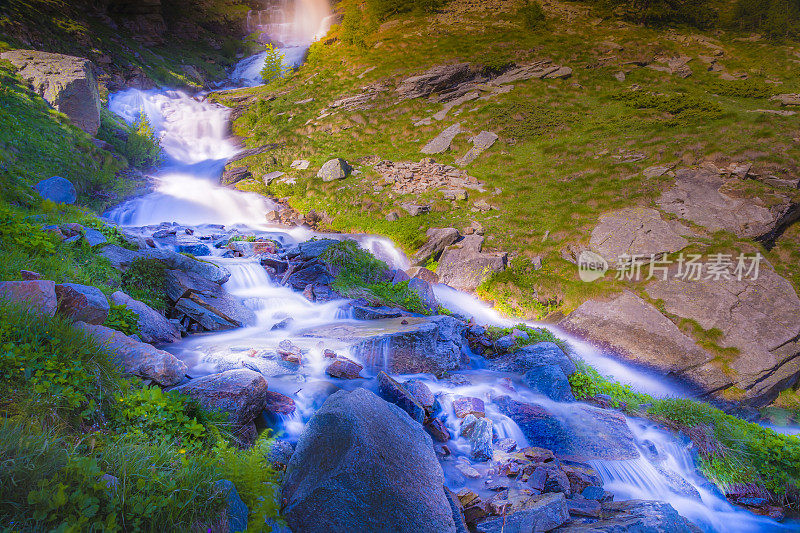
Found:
<box><xmin>524</xmin><ymin>365</ymin><xmax>575</xmax><ymax>402</ymax></box>
<box><xmin>99</xmin><ymin>245</ymin><xmax>230</xmax><ymax>284</ymax></box>
<box><xmin>378</xmin><ymin>371</ymin><xmax>426</xmax><ymax>423</ymax></box>
<box><xmin>491</xmin><ymin>342</ymin><xmax>576</xmax><ymax>378</ymax></box>
<box><xmin>425</xmin><ymin>417</ymin><xmax>451</xmax><ymax>442</ymax></box>
<box><xmin>267</xmin><ymin>440</ymin><xmax>295</xmax><ymax>470</ymax></box>
<box><xmin>264</xmin><ymin>390</ymin><xmax>296</xmax><ymax>415</ymax></box>
<box><xmin>438</xmin><ymin>235</ymin><xmax>507</xmax><ymax>292</ymax></box>
<box><xmin>55</xmin><ymin>283</ymin><xmax>109</xmax><ymax>325</ymax></box>
<box><xmin>286</xmin><ymin>262</ymin><xmax>333</xmax><ymax>291</ymax></box>
<box><xmin>277</xmin><ymin>340</ymin><xmax>303</xmax><ymax>364</ymax></box>
<box><xmin>2</xmin><ymin>50</ymin><xmax>100</xmax><ymax>134</ymax></box>
<box><xmin>581</xmin><ymin>486</ymin><xmax>613</xmax><ymax>502</ymax></box>
<box><xmin>0</xmin><ymin>280</ymin><xmax>57</xmax><ymax>316</ymax></box>
<box><xmin>317</xmin><ymin>158</ymin><xmax>351</xmax><ymax>181</ymax></box>
<box><xmin>460</xmin><ymin>414</ymin><xmax>493</xmax><ymax>461</ymax></box>
<box><xmin>408</xmin><ymin>277</ymin><xmax>439</xmax><ymax>312</ymax></box>
<box><xmin>34</xmin><ymin>176</ymin><xmax>77</xmax><ymax>205</ymax></box>
<box><xmin>403</xmin><ymin>379</ymin><xmax>437</xmax><ymax>412</ymax></box>
<box><xmin>167</xmin><ymin>269</ymin><xmax>255</xmax><ymax>331</ymax></box>
<box><xmin>172</xmin><ymin>369</ymin><xmax>268</xmax><ymax>429</ymax></box>
<box><xmin>455</xmin><ymin>461</ymin><xmax>482</xmax><ymax>479</ymax></box>
<box><xmin>560</xmin><ymin>500</ymin><xmax>701</xmax><ymax>532</ymax></box>
<box><xmin>560</xmin><ymin>462</ymin><xmax>602</xmax><ymax>494</ymax></box>
<box><xmin>325</xmin><ymin>357</ymin><xmax>364</xmax><ymax>379</ymax></box>
<box><xmin>453</xmin><ymin>396</ymin><xmax>485</xmax><ymax>418</ymax></box>
<box><xmin>216</xmin><ymin>479</ymin><xmax>248</xmax><ymax>533</ymax></box>
<box><xmin>75</xmin><ymin>322</ymin><xmax>186</xmax><ymax>386</ymax></box>
<box><xmin>589</xmin><ymin>208</ymin><xmax>690</xmax><ymax>267</ymax></box>
<box><xmin>496</xmin><ymin>438</ymin><xmax>517</xmax><ymax>453</ymax></box>
<box><xmin>282</xmin><ymin>388</ymin><xmax>457</xmax><ymax>533</ymax></box>
<box><xmin>475</xmin><ymin>493</ymin><xmax>569</xmax><ymax>533</ymax></box>
<box><xmin>308</xmin><ymin>316</ymin><xmax>464</xmax><ymax>375</ymax></box>
<box><xmin>568</xmin><ymin>497</ymin><xmax>602</xmax><ymax>518</ymax></box>
<box><xmin>294</xmin><ymin>239</ymin><xmax>338</xmax><ymax>260</ymax></box>
<box><xmin>495</xmin><ymin>397</ymin><xmax>639</xmax><ymax>461</ymax></box>
<box><xmin>221</xmin><ymin>166</ymin><xmax>251</xmax><ymax>186</ymax></box>
<box><xmin>412</xmin><ymin>227</ymin><xmax>460</xmax><ymax>265</ymax></box>
<box><xmin>351</xmin><ymin>304</ymin><xmax>403</xmax><ymax>320</ymax></box>
<box><xmin>111</xmin><ymin>291</ymin><xmax>180</xmax><ymax>344</ymax></box>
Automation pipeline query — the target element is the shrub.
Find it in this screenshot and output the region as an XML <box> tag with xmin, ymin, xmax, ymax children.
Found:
<box><xmin>0</xmin><ymin>203</ymin><xmax>56</xmax><ymax>255</ymax></box>
<box><xmin>124</xmin><ymin>113</ymin><xmax>163</xmax><ymax>169</ymax></box>
<box><xmin>104</xmin><ymin>304</ymin><xmax>140</xmax><ymax>336</ymax></box>
<box><xmin>366</xmin><ymin>0</ymin><xmax>445</xmax><ymax>21</ymax></box>
<box><xmin>586</xmin><ymin>0</ymin><xmax>718</xmax><ymax>28</ymax></box>
<box><xmin>707</xmin><ymin>78</ymin><xmax>775</xmax><ymax>99</ymax></box>
<box><xmin>120</xmin><ymin>258</ymin><xmax>168</xmax><ymax>311</ymax></box>
<box><xmin>734</xmin><ymin>0</ymin><xmax>800</xmax><ymax>40</ymax></box>
<box><xmin>612</xmin><ymin>91</ymin><xmax>724</xmax><ymax>123</ymax></box>
<box><xmin>519</xmin><ymin>0</ymin><xmax>547</xmax><ymax>29</ymax></box>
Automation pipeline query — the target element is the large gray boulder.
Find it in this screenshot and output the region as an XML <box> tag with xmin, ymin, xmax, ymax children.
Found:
<box><xmin>438</xmin><ymin>235</ymin><xmax>507</xmax><ymax>292</ymax></box>
<box><xmin>495</xmin><ymin>396</ymin><xmax>639</xmax><ymax>461</ymax></box>
<box><xmin>645</xmin><ymin>261</ymin><xmax>800</xmax><ymax>405</ymax></box>
<box><xmin>589</xmin><ymin>207</ymin><xmax>690</xmax><ymax>266</ymax></box>
<box><xmin>303</xmin><ymin>316</ymin><xmax>464</xmax><ymax>375</ymax></box>
<box><xmin>412</xmin><ymin>227</ymin><xmax>460</xmax><ymax>265</ymax></box>
<box><xmin>166</xmin><ymin>270</ymin><xmax>256</xmax><ymax>332</ymax></box>
<box><xmin>0</xmin><ymin>280</ymin><xmax>57</xmax><ymax>317</ymax></box>
<box><xmin>282</xmin><ymin>388</ymin><xmax>457</xmax><ymax>533</ymax></box>
<box><xmin>34</xmin><ymin>177</ymin><xmax>77</xmax><ymax>205</ymax></box>
<box><xmin>75</xmin><ymin>322</ymin><xmax>187</xmax><ymax>386</ymax></box>
<box><xmin>110</xmin><ymin>291</ymin><xmax>180</xmax><ymax>344</ymax></box>
<box><xmin>172</xmin><ymin>369</ymin><xmax>268</xmax><ymax>428</ymax></box>
<box><xmin>55</xmin><ymin>283</ymin><xmax>110</xmax><ymax>325</ymax></box>
<box><xmin>658</xmin><ymin>168</ymin><xmax>799</xmax><ymax>241</ymax></box>
<box><xmin>317</xmin><ymin>159</ymin><xmax>351</xmax><ymax>181</ymax></box>
<box><xmin>1</xmin><ymin>50</ymin><xmax>100</xmax><ymax>134</ymax></box>
<box><xmin>99</xmin><ymin>245</ymin><xmax>231</xmax><ymax>284</ymax></box>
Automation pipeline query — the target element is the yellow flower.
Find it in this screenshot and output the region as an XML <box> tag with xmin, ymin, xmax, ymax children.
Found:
<box><xmin>179</xmin><ymin>449</ymin><xmax>186</xmax><ymax>454</ymax></box>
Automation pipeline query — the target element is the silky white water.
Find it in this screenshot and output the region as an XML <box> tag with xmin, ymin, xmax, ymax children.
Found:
<box><xmin>101</xmin><ymin>6</ymin><xmax>800</xmax><ymax>531</ymax></box>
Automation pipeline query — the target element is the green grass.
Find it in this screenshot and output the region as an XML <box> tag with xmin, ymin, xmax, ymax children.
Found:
<box><xmin>485</xmin><ymin>322</ymin><xmax>569</xmax><ymax>353</ymax></box>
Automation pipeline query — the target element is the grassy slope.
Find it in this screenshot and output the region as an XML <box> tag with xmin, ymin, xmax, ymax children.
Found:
<box><xmin>214</xmin><ymin>0</ymin><xmax>800</xmax><ymax>322</ymax></box>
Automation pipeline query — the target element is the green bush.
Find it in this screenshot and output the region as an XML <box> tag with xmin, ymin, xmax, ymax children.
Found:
<box><xmin>104</xmin><ymin>304</ymin><xmax>140</xmax><ymax>336</ymax></box>
<box><xmin>486</xmin><ymin>323</ymin><xmax>569</xmax><ymax>352</ymax></box>
<box><xmin>112</xmin><ymin>386</ymin><xmax>228</xmax><ymax>449</ymax></box>
<box><xmin>260</xmin><ymin>43</ymin><xmax>291</xmax><ymax>84</ymax></box>
<box><xmin>519</xmin><ymin>0</ymin><xmax>547</xmax><ymax>29</ymax></box>
<box><xmin>733</xmin><ymin>0</ymin><xmax>800</xmax><ymax>40</ymax></box>
<box><xmin>0</xmin><ymin>203</ymin><xmax>56</xmax><ymax>255</ymax></box>
<box><xmin>124</xmin><ymin>113</ymin><xmax>163</xmax><ymax>170</ymax></box>
<box><xmin>707</xmin><ymin>78</ymin><xmax>775</xmax><ymax>99</ymax></box>
<box><xmin>612</xmin><ymin>91</ymin><xmax>724</xmax><ymax>124</ymax></box>
<box><xmin>121</xmin><ymin>258</ymin><xmax>168</xmax><ymax>311</ymax></box>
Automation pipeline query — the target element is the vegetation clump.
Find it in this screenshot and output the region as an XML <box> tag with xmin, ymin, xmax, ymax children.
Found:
<box><xmin>120</xmin><ymin>258</ymin><xmax>168</xmax><ymax>311</ymax></box>
<box><xmin>486</xmin><ymin>323</ymin><xmax>569</xmax><ymax>352</ymax></box>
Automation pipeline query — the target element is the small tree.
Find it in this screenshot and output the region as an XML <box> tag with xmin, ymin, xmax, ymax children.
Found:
<box><xmin>125</xmin><ymin>112</ymin><xmax>163</xmax><ymax>169</ymax></box>
<box><xmin>260</xmin><ymin>44</ymin><xmax>290</xmax><ymax>84</ymax></box>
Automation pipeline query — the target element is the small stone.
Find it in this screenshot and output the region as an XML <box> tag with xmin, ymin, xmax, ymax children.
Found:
<box><xmin>453</xmin><ymin>396</ymin><xmax>485</xmax><ymax>418</ymax></box>
<box><xmin>496</xmin><ymin>438</ymin><xmax>517</xmax><ymax>453</ymax></box>
<box><xmin>425</xmin><ymin>417</ymin><xmax>451</xmax><ymax>442</ymax></box>
<box><xmin>323</xmin><ymin>348</ymin><xmax>337</xmax><ymax>359</ymax></box>
<box><xmin>263</xmin><ymin>171</ymin><xmax>284</xmax><ymax>185</ymax></box>
<box><xmin>326</xmin><ymin>357</ymin><xmax>364</xmax><ymax>379</ymax></box>
<box><xmin>317</xmin><ymin>158</ymin><xmax>351</xmax><ymax>181</ymax></box>
<box><xmin>613</xmin><ymin>71</ymin><xmax>626</xmax><ymax>81</ymax></box>
<box><xmin>277</xmin><ymin>339</ymin><xmax>302</xmax><ymax>364</ymax></box>
<box><xmin>291</xmin><ymin>159</ymin><xmax>310</xmax><ymax>170</ymax></box>
<box><xmin>455</xmin><ymin>461</ymin><xmax>482</xmax><ymax>479</ymax></box>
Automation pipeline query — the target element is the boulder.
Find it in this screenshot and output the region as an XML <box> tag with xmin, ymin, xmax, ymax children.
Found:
<box><xmin>0</xmin><ymin>280</ymin><xmax>57</xmax><ymax>316</ymax></box>
<box><xmin>111</xmin><ymin>291</ymin><xmax>180</xmax><ymax>344</ymax></box>
<box><xmin>75</xmin><ymin>322</ymin><xmax>186</xmax><ymax>386</ymax></box>
<box><xmin>55</xmin><ymin>283</ymin><xmax>109</xmax><ymax>325</ymax></box>
<box><xmin>412</xmin><ymin>227</ymin><xmax>460</xmax><ymax>265</ymax></box>
<box><xmin>475</xmin><ymin>493</ymin><xmax>570</xmax><ymax>533</ymax></box>
<box><xmin>409</xmin><ymin>267</ymin><xmax>439</xmax><ymax>284</ymax></box>
<box><xmin>438</xmin><ymin>235</ymin><xmax>507</xmax><ymax>292</ymax></box>
<box><xmin>421</xmin><ymin>123</ymin><xmax>462</xmax><ymax>154</ymax></box>
<box><xmin>325</xmin><ymin>357</ymin><xmax>364</xmax><ymax>379</ymax></box>
<box><xmin>460</xmin><ymin>414</ymin><xmax>493</xmax><ymax>461</ymax></box>
<box><xmin>99</xmin><ymin>245</ymin><xmax>230</xmax><ymax>284</ymax></box>
<box><xmin>34</xmin><ymin>176</ymin><xmax>77</xmax><ymax>205</ymax></box>
<box><xmin>1</xmin><ymin>50</ymin><xmax>101</xmax><ymax>134</ymax></box>
<box><xmin>264</xmin><ymin>390</ymin><xmax>296</xmax><ymax>415</ymax></box>
<box><xmin>453</xmin><ymin>396</ymin><xmax>485</xmax><ymax>418</ymax></box>
<box><xmin>491</xmin><ymin>342</ymin><xmax>577</xmax><ymax>378</ymax></box>
<box><xmin>645</xmin><ymin>262</ymin><xmax>800</xmax><ymax>405</ymax></box>
<box><xmin>317</xmin><ymin>158</ymin><xmax>351</xmax><ymax>181</ymax></box>
<box><xmin>409</xmin><ymin>277</ymin><xmax>439</xmax><ymax>312</ymax></box>
<box><xmin>525</xmin><ymin>365</ymin><xmax>575</xmax><ymax>402</ymax></box>
<box><xmin>557</xmin><ymin>500</ymin><xmax>701</xmax><ymax>532</ymax></box>
<box><xmin>172</xmin><ymin>369</ymin><xmax>268</xmax><ymax>427</ymax></box>
<box><xmin>293</xmin><ymin>239</ymin><xmax>338</xmax><ymax>260</ymax></box>
<box><xmin>377</xmin><ymin>371</ymin><xmax>426</xmax><ymax>422</ymax></box>
<box><xmin>282</xmin><ymin>388</ymin><xmax>457</xmax><ymax>533</ymax></box>
<box><xmin>456</xmin><ymin>131</ymin><xmax>499</xmax><ymax>167</ymax></box>
<box><xmin>559</xmin><ymin>291</ymin><xmax>721</xmax><ymax>390</ymax></box>
<box><xmin>215</xmin><ymin>479</ymin><xmax>248</xmax><ymax>533</ymax></box>
<box><xmin>404</xmin><ymin>379</ymin><xmax>437</xmax><ymax>412</ymax></box>
<box><xmin>285</xmin><ymin>262</ymin><xmax>333</xmax><ymax>291</ymax></box>
<box><xmin>166</xmin><ymin>270</ymin><xmax>255</xmax><ymax>331</ymax></box>
<box><xmin>308</xmin><ymin>316</ymin><xmax>463</xmax><ymax>375</ymax></box>
<box><xmin>82</xmin><ymin>228</ymin><xmax>108</xmax><ymax>247</ymax></box>
<box><xmin>495</xmin><ymin>396</ymin><xmax>639</xmax><ymax>461</ymax></box>
<box><xmin>589</xmin><ymin>208</ymin><xmax>690</xmax><ymax>266</ymax></box>
<box><xmin>350</xmin><ymin>304</ymin><xmax>403</xmax><ymax>320</ymax></box>
<box><xmin>658</xmin><ymin>168</ymin><xmax>799</xmax><ymax>241</ymax></box>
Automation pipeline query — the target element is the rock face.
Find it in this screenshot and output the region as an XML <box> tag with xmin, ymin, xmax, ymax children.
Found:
<box><xmin>0</xmin><ymin>280</ymin><xmax>57</xmax><ymax>317</ymax></box>
<box><xmin>646</xmin><ymin>262</ymin><xmax>800</xmax><ymax>405</ymax></box>
<box><xmin>75</xmin><ymin>322</ymin><xmax>186</xmax><ymax>386</ymax></box>
<box><xmin>1</xmin><ymin>50</ymin><xmax>101</xmax><ymax>134</ymax></box>
<box><xmin>589</xmin><ymin>208</ymin><xmax>690</xmax><ymax>266</ymax></box>
<box><xmin>495</xmin><ymin>396</ymin><xmax>639</xmax><ymax>461</ymax></box>
<box><xmin>282</xmin><ymin>388</ymin><xmax>457</xmax><ymax>533</ymax></box>
<box><xmin>55</xmin><ymin>283</ymin><xmax>110</xmax><ymax>325</ymax></box>
<box><xmin>166</xmin><ymin>270</ymin><xmax>256</xmax><ymax>331</ymax></box>
<box><xmin>34</xmin><ymin>177</ymin><xmax>77</xmax><ymax>205</ymax></box>
<box><xmin>110</xmin><ymin>291</ymin><xmax>180</xmax><ymax>344</ymax></box>
<box><xmin>304</xmin><ymin>316</ymin><xmax>464</xmax><ymax>375</ymax></box>
<box><xmin>438</xmin><ymin>235</ymin><xmax>507</xmax><ymax>292</ymax></box>
<box><xmin>412</xmin><ymin>227</ymin><xmax>460</xmax><ymax>265</ymax></box>
<box><xmin>658</xmin><ymin>168</ymin><xmax>799</xmax><ymax>241</ymax></box>
<box><xmin>172</xmin><ymin>369</ymin><xmax>267</xmax><ymax>427</ymax></box>
<box><xmin>397</xmin><ymin>63</ymin><xmax>478</xmax><ymax>100</ymax></box>
<box><xmin>560</xmin><ymin>291</ymin><xmax>720</xmax><ymax>390</ymax></box>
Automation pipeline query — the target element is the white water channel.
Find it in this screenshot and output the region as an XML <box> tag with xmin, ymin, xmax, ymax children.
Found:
<box><xmin>103</xmin><ymin>3</ymin><xmax>798</xmax><ymax>531</ymax></box>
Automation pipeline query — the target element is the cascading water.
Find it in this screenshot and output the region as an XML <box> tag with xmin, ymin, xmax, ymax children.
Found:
<box><xmin>101</xmin><ymin>3</ymin><xmax>800</xmax><ymax>531</ymax></box>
